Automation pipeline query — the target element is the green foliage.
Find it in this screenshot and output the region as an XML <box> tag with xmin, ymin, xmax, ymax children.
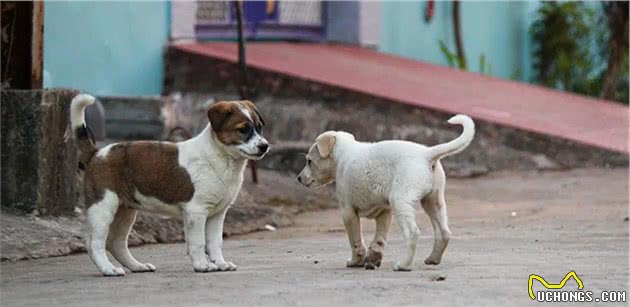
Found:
<box><xmin>531</xmin><ymin>1</ymin><xmax>628</xmax><ymax>104</ymax></box>
<box><xmin>510</xmin><ymin>68</ymin><xmax>523</xmax><ymax>81</ymax></box>
<box><xmin>531</xmin><ymin>2</ymin><xmax>596</xmax><ymax>93</ymax></box>
<box><xmin>439</xmin><ymin>40</ymin><xmax>490</xmax><ymax>75</ymax></box>
<box><xmin>438</xmin><ymin>40</ymin><xmax>460</xmax><ymax>69</ymax></box>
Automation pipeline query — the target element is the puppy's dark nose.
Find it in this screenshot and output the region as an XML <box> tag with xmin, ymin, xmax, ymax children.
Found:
<box><xmin>297</xmin><ymin>176</ymin><xmax>303</xmax><ymax>184</ymax></box>
<box><xmin>258</xmin><ymin>143</ymin><xmax>269</xmax><ymax>152</ymax></box>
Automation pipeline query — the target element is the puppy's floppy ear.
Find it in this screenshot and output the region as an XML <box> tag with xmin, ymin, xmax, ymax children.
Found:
<box><xmin>315</xmin><ymin>132</ymin><xmax>336</xmax><ymax>158</ymax></box>
<box><xmin>207</xmin><ymin>101</ymin><xmax>233</xmax><ymax>132</ymax></box>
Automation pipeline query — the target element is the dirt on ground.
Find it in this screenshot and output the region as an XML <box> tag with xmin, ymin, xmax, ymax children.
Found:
<box><xmin>1</xmin><ymin>168</ymin><xmax>628</xmax><ymax>306</ymax></box>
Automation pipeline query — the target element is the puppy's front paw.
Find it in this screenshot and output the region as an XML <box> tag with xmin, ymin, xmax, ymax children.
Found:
<box><xmin>393</xmin><ymin>261</ymin><xmax>413</xmax><ymax>272</ymax></box>
<box><xmin>364</xmin><ymin>250</ymin><xmax>383</xmax><ymax>270</ymax></box>
<box><xmin>364</xmin><ymin>262</ymin><xmax>378</xmax><ymax>270</ymax></box>
<box><xmin>346</xmin><ymin>257</ymin><xmax>366</xmax><ymax>268</ymax></box>
<box><xmin>131</xmin><ymin>263</ymin><xmax>156</xmax><ymax>273</ymax></box>
<box><xmin>193</xmin><ymin>260</ymin><xmax>219</xmax><ymax>273</ymax></box>
<box><xmin>213</xmin><ymin>260</ymin><xmax>237</xmax><ymax>271</ymax></box>
<box><xmin>424</xmin><ymin>257</ymin><xmax>441</xmax><ymax>265</ymax></box>
<box><xmin>103</xmin><ymin>266</ymin><xmax>126</xmax><ymax>277</ymax></box>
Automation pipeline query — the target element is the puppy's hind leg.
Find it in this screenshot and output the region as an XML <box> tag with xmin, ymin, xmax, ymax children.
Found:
<box><xmin>391</xmin><ymin>196</ymin><xmax>420</xmax><ymax>271</ymax></box>
<box><xmin>422</xmin><ymin>163</ymin><xmax>452</xmax><ymax>265</ymax></box>
<box><xmin>365</xmin><ymin>208</ymin><xmax>392</xmax><ymax>270</ymax></box>
<box><xmin>86</xmin><ymin>190</ymin><xmax>125</xmax><ymax>276</ymax></box>
<box><xmin>421</xmin><ymin>190</ymin><xmax>452</xmax><ymax>265</ymax></box>
<box><xmin>107</xmin><ymin>206</ymin><xmax>156</xmax><ymax>273</ymax></box>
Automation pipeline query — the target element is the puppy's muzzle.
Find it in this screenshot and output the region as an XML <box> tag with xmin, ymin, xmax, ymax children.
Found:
<box><xmin>296</xmin><ymin>174</ymin><xmax>312</xmax><ymax>187</ymax></box>
<box><xmin>256</xmin><ymin>143</ymin><xmax>269</xmax><ymax>156</ymax></box>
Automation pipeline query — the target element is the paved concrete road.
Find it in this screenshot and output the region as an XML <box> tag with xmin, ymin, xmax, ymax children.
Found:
<box><xmin>1</xmin><ymin>169</ymin><xmax>628</xmax><ymax>307</ymax></box>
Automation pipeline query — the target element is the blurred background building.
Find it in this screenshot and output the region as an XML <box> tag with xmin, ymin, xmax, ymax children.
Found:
<box><xmin>37</xmin><ymin>1</ymin><xmax>540</xmax><ymax>95</ymax></box>
<box><xmin>35</xmin><ymin>1</ymin><xmax>626</xmax><ymax>105</ymax></box>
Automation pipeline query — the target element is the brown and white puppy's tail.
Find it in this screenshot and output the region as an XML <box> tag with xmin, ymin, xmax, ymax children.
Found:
<box><xmin>70</xmin><ymin>94</ymin><xmax>97</xmax><ymax>168</ymax></box>
<box><xmin>427</xmin><ymin>114</ymin><xmax>475</xmax><ymax>162</ymax></box>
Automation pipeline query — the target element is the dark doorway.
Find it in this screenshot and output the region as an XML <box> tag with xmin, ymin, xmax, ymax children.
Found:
<box><xmin>1</xmin><ymin>1</ymin><xmax>43</xmax><ymax>89</ymax></box>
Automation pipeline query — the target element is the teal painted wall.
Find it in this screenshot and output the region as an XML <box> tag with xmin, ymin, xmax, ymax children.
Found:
<box><xmin>44</xmin><ymin>1</ymin><xmax>169</xmax><ymax>96</ymax></box>
<box><xmin>380</xmin><ymin>1</ymin><xmax>539</xmax><ymax>81</ymax></box>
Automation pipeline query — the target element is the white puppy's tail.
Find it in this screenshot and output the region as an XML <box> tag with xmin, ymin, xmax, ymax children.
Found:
<box><xmin>70</xmin><ymin>94</ymin><xmax>97</xmax><ymax>167</ymax></box>
<box><xmin>427</xmin><ymin>114</ymin><xmax>475</xmax><ymax>162</ymax></box>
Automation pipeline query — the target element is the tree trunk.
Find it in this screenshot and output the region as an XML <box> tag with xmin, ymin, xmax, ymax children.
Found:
<box><xmin>452</xmin><ymin>0</ymin><xmax>467</xmax><ymax>70</ymax></box>
<box><xmin>601</xmin><ymin>2</ymin><xmax>629</xmax><ymax>101</ymax></box>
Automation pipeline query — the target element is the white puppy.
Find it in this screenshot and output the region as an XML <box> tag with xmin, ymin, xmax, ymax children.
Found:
<box><xmin>297</xmin><ymin>115</ymin><xmax>474</xmax><ymax>271</ymax></box>
<box><xmin>70</xmin><ymin>94</ymin><xmax>269</xmax><ymax>276</ymax></box>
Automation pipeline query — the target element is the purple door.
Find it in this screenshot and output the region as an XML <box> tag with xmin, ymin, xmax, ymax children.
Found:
<box><xmin>195</xmin><ymin>1</ymin><xmax>326</xmax><ymax>41</ymax></box>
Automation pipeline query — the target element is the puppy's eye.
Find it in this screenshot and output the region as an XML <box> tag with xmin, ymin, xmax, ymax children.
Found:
<box><xmin>307</xmin><ymin>159</ymin><xmax>312</xmax><ymax>166</ymax></box>
<box><xmin>238</xmin><ymin>126</ymin><xmax>252</xmax><ymax>135</ymax></box>
<box><xmin>255</xmin><ymin>124</ymin><xmax>262</xmax><ymax>134</ymax></box>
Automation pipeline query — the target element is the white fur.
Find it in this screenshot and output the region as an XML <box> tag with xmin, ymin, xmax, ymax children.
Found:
<box><xmin>87</xmin><ymin>189</ymin><xmax>158</xmax><ymax>276</ymax></box>
<box><xmin>133</xmin><ymin>191</ymin><xmax>183</xmax><ymax>216</ymax></box>
<box><xmin>175</xmin><ymin>125</ymin><xmax>247</xmax><ymax>272</ymax></box>
<box><xmin>95</xmin><ymin>143</ymin><xmax>115</xmax><ymax>159</ymax></box>
<box><xmin>177</xmin><ymin>125</ymin><xmax>248</xmax><ymax>213</ymax></box>
<box><xmin>85</xmin><ymin>123</ymin><xmax>267</xmax><ymax>276</ymax></box>
<box><xmin>428</xmin><ymin>114</ymin><xmax>475</xmax><ymax>160</ymax></box>
<box><xmin>298</xmin><ymin>114</ymin><xmax>475</xmax><ymax>271</ymax></box>
<box><xmin>86</xmin><ymin>190</ymin><xmax>125</xmax><ymax>276</ymax></box>
<box><xmin>236</xmin><ymin>131</ymin><xmax>268</xmax><ymax>157</ymax></box>
<box><xmin>70</xmin><ymin>94</ymin><xmax>95</xmax><ymax>130</ymax></box>
<box><xmin>239</xmin><ymin>106</ymin><xmax>252</xmax><ymax>121</ymax></box>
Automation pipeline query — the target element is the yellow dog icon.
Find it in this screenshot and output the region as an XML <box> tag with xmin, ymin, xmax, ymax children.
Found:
<box><xmin>528</xmin><ymin>271</ymin><xmax>584</xmax><ymax>300</ymax></box>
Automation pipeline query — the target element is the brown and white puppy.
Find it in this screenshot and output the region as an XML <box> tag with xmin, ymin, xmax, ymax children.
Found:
<box><xmin>297</xmin><ymin>115</ymin><xmax>474</xmax><ymax>271</ymax></box>
<box><xmin>70</xmin><ymin>94</ymin><xmax>269</xmax><ymax>276</ymax></box>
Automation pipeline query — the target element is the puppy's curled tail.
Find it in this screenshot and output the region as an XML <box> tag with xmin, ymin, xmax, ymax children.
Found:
<box><xmin>427</xmin><ymin>114</ymin><xmax>475</xmax><ymax>162</ymax></box>
<box><xmin>70</xmin><ymin>94</ymin><xmax>97</xmax><ymax>168</ymax></box>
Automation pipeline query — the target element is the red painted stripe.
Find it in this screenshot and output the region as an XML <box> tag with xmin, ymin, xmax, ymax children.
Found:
<box><xmin>174</xmin><ymin>42</ymin><xmax>629</xmax><ymax>153</ymax></box>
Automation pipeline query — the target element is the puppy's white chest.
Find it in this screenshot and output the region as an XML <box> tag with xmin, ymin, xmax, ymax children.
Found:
<box><xmin>192</xmin><ymin>166</ymin><xmax>244</xmax><ymax>214</ymax></box>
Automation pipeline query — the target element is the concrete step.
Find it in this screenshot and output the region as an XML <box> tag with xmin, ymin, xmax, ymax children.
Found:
<box><xmin>97</xmin><ymin>96</ymin><xmax>164</xmax><ymax>140</ymax></box>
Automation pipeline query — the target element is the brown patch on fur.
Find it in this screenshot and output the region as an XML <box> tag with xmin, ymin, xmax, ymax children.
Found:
<box><xmin>207</xmin><ymin>100</ymin><xmax>265</xmax><ymax>146</ymax></box>
<box><xmin>83</xmin><ymin>141</ymin><xmax>194</xmax><ymax>206</ymax></box>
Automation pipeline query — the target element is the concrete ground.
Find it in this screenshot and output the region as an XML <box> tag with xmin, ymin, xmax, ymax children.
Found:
<box><xmin>1</xmin><ymin>168</ymin><xmax>628</xmax><ymax>307</ymax></box>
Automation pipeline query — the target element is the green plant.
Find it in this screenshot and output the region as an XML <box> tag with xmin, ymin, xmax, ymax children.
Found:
<box><xmin>531</xmin><ymin>2</ymin><xmax>597</xmax><ymax>93</ymax></box>
<box><xmin>438</xmin><ymin>40</ymin><xmax>462</xmax><ymax>69</ymax></box>
<box><xmin>531</xmin><ymin>2</ymin><xmax>628</xmax><ymax>104</ymax></box>
<box><xmin>439</xmin><ymin>40</ymin><xmax>491</xmax><ymax>75</ymax></box>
